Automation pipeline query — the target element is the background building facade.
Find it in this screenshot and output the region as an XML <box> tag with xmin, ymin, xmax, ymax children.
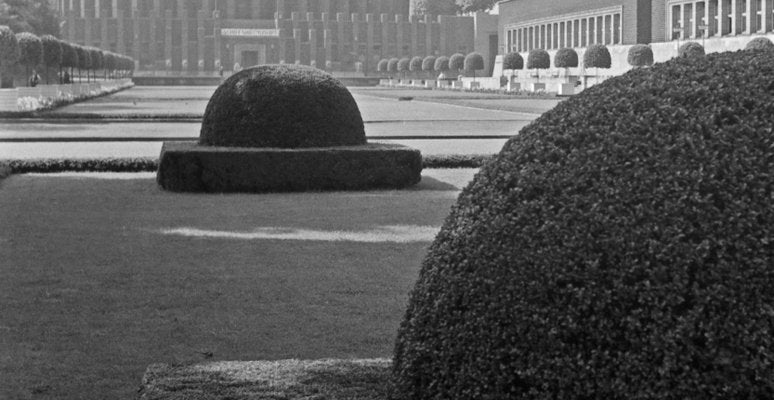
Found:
<box><xmin>53</xmin><ymin>0</ymin><xmax>478</xmax><ymax>74</ymax></box>
<box><xmin>500</xmin><ymin>0</ymin><xmax>774</xmax><ymax>52</ymax></box>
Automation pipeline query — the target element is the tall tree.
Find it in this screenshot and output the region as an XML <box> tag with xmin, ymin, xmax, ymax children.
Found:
<box><xmin>410</xmin><ymin>0</ymin><xmax>459</xmax><ymax>16</ymax></box>
<box><xmin>0</xmin><ymin>0</ymin><xmax>60</xmax><ymax>37</ymax></box>
<box><xmin>456</xmin><ymin>0</ymin><xmax>497</xmax><ymax>12</ymax></box>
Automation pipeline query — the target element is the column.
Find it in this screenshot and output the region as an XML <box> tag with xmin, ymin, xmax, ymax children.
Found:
<box><xmin>337</xmin><ymin>13</ymin><xmax>346</xmax><ymax>61</ymax></box>
<box><xmin>100</xmin><ymin>11</ymin><xmax>109</xmax><ymax>49</ymax></box>
<box><xmin>197</xmin><ymin>10</ymin><xmax>206</xmax><ymax>71</ymax></box>
<box><xmin>181</xmin><ymin>4</ymin><xmax>189</xmax><ymax>71</ymax></box>
<box><xmin>567</xmin><ymin>20</ymin><xmax>573</xmax><ymax>47</ymax></box>
<box><xmin>293</xmin><ymin>28</ymin><xmax>301</xmax><ymax>63</ymax></box>
<box><xmin>323</xmin><ymin>27</ymin><xmax>333</xmax><ymax>68</ymax></box>
<box><xmin>131</xmin><ymin>12</ymin><xmax>139</xmax><ymax>67</ymax></box>
<box><xmin>309</xmin><ymin>26</ymin><xmax>318</xmax><ymax>67</ymax></box>
<box><xmin>586</xmin><ymin>17</ymin><xmax>591</xmax><ymax>46</ymax></box>
<box><xmin>602</xmin><ymin>14</ymin><xmax>607</xmax><ymax>44</ymax></box>
<box><xmin>747</xmin><ymin>0</ymin><xmax>757</xmax><ymax>32</ymax></box>
<box><xmin>707</xmin><ymin>0</ymin><xmax>717</xmax><ymax>35</ymax></box>
<box><xmin>226</xmin><ymin>0</ymin><xmax>235</xmax><ymax>19</ymax></box>
<box><xmin>424</xmin><ymin>15</ymin><xmax>433</xmax><ymax>55</ymax></box>
<box><xmin>164</xmin><ymin>9</ymin><xmax>173</xmax><ymax>68</ymax></box>
<box><xmin>692</xmin><ymin>2</ymin><xmax>699</xmax><ymax>38</ymax></box>
<box><xmin>410</xmin><ymin>15</ymin><xmax>418</xmax><ymax>56</ymax></box>
<box><xmin>395</xmin><ymin>14</ymin><xmax>404</xmax><ymax>56</ymax></box>
<box><xmin>763</xmin><ymin>0</ymin><xmax>773</xmax><ymax>31</ymax></box>
<box><xmin>733</xmin><ymin>0</ymin><xmax>745</xmax><ymax>34</ymax></box>
<box><xmin>80</xmin><ymin>0</ymin><xmax>85</xmax><ymax>18</ymax></box>
<box><xmin>351</xmin><ymin>13</ymin><xmax>360</xmax><ymax>62</ymax></box>
<box><xmin>716</xmin><ymin>0</ymin><xmax>725</xmax><ymax>35</ymax></box>
<box><xmin>117</xmin><ymin>10</ymin><xmax>125</xmax><ymax>53</ymax></box>
<box><xmin>95</xmin><ymin>0</ymin><xmax>100</xmax><ymax>18</ymax></box>
<box><xmin>381</xmin><ymin>14</ymin><xmax>391</xmax><ymax>56</ymax></box>
<box><xmin>680</xmin><ymin>3</ymin><xmax>687</xmax><ymax>39</ymax></box>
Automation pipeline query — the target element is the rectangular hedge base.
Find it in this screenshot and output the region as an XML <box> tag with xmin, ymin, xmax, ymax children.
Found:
<box><xmin>157</xmin><ymin>141</ymin><xmax>423</xmax><ymax>193</ymax></box>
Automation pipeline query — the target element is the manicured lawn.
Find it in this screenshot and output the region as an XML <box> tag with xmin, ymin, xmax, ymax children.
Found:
<box><xmin>0</xmin><ymin>171</ymin><xmax>472</xmax><ymax>399</ymax></box>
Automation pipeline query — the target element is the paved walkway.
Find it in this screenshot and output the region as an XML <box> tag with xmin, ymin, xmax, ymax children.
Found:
<box><xmin>0</xmin><ymin>86</ymin><xmax>550</xmax><ymax>160</ymax></box>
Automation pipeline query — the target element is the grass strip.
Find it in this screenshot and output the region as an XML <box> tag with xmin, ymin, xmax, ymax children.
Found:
<box><xmin>4</xmin><ymin>154</ymin><xmax>494</xmax><ymax>174</ymax></box>
<box><xmin>141</xmin><ymin>359</ymin><xmax>392</xmax><ymax>400</ymax></box>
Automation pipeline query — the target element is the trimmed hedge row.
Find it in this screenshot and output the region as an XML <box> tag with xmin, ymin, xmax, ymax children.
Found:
<box><xmin>2</xmin><ymin>154</ymin><xmax>493</xmax><ymax>174</ymax></box>
<box><xmin>393</xmin><ymin>49</ymin><xmax>774</xmax><ymax>399</ymax></box>
<box><xmin>157</xmin><ymin>142</ymin><xmax>422</xmax><ymax>193</ymax></box>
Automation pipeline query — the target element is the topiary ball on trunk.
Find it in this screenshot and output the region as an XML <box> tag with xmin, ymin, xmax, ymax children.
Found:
<box><xmin>200</xmin><ymin>64</ymin><xmax>366</xmax><ymax>148</ymax></box>
<box><xmin>393</xmin><ymin>49</ymin><xmax>774</xmax><ymax>400</ymax></box>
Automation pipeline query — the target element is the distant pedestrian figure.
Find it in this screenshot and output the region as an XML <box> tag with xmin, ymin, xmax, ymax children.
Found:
<box><xmin>63</xmin><ymin>71</ymin><xmax>71</xmax><ymax>84</ymax></box>
<box><xmin>219</xmin><ymin>65</ymin><xmax>224</xmax><ymax>79</ymax></box>
<box><xmin>29</xmin><ymin>70</ymin><xmax>40</xmax><ymax>87</ymax></box>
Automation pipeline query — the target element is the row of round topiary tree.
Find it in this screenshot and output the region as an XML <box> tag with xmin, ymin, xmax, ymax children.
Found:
<box><xmin>502</xmin><ymin>44</ymin><xmax>613</xmax><ymax>81</ymax></box>
<box><xmin>505</xmin><ymin>37</ymin><xmax>772</xmax><ymax>80</ymax></box>
<box><xmin>0</xmin><ymin>25</ymin><xmax>135</xmax><ymax>87</ymax></box>
<box><xmin>377</xmin><ymin>51</ymin><xmax>485</xmax><ymax>79</ymax></box>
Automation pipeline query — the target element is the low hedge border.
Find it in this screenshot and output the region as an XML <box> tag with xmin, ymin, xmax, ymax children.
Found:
<box><xmin>2</xmin><ymin>154</ymin><xmax>492</xmax><ymax>175</ymax></box>
<box><xmin>156</xmin><ymin>142</ymin><xmax>422</xmax><ymax>193</ymax></box>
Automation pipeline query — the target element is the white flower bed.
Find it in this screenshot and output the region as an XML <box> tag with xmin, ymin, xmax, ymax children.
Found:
<box><xmin>2</xmin><ymin>79</ymin><xmax>134</xmax><ymax>113</ymax></box>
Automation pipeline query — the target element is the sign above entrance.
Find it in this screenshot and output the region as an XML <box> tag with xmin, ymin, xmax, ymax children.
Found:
<box><xmin>221</xmin><ymin>29</ymin><xmax>280</xmax><ymax>38</ymax></box>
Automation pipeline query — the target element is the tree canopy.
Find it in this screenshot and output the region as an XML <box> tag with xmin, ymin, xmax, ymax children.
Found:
<box><xmin>411</xmin><ymin>0</ymin><xmax>459</xmax><ymax>15</ymax></box>
<box><xmin>456</xmin><ymin>0</ymin><xmax>498</xmax><ymax>12</ymax></box>
<box><xmin>0</xmin><ymin>0</ymin><xmax>60</xmax><ymax>37</ymax></box>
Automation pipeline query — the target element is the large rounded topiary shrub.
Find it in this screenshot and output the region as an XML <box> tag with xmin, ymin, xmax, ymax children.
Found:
<box><xmin>0</xmin><ymin>25</ymin><xmax>19</xmax><ymax>85</ymax></box>
<box><xmin>554</xmin><ymin>47</ymin><xmax>578</xmax><ymax>68</ymax></box>
<box><xmin>394</xmin><ymin>49</ymin><xmax>774</xmax><ymax>399</ymax></box>
<box><xmin>746</xmin><ymin>36</ymin><xmax>774</xmax><ymax>50</ymax></box>
<box><xmin>434</xmin><ymin>56</ymin><xmax>449</xmax><ymax>73</ymax></box>
<box><xmin>463</xmin><ymin>52</ymin><xmax>484</xmax><ymax>78</ymax></box>
<box><xmin>449</xmin><ymin>53</ymin><xmax>465</xmax><ymax>73</ymax></box>
<box><xmin>584</xmin><ymin>43</ymin><xmax>612</xmax><ymax>68</ymax></box>
<box><xmin>678</xmin><ymin>41</ymin><xmax>705</xmax><ymax>58</ymax></box>
<box><xmin>422</xmin><ymin>55</ymin><xmax>436</xmax><ymax>77</ymax></box>
<box><xmin>527</xmin><ymin>49</ymin><xmax>550</xmax><ymax>82</ymax></box>
<box><xmin>502</xmin><ymin>52</ymin><xmax>523</xmax><ymax>71</ymax></box>
<box><xmin>200</xmin><ymin>64</ymin><xmax>365</xmax><ymax>148</ymax></box>
<box><xmin>628</xmin><ymin>43</ymin><xmax>654</xmax><ymax>67</ymax></box>
<box><xmin>387</xmin><ymin>57</ymin><xmax>399</xmax><ymax>74</ymax></box>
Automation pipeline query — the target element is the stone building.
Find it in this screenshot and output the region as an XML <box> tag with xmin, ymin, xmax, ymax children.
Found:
<box><xmin>500</xmin><ymin>0</ymin><xmax>774</xmax><ymax>52</ymax></box>
<box><xmin>52</xmin><ymin>0</ymin><xmax>477</xmax><ymax>74</ymax></box>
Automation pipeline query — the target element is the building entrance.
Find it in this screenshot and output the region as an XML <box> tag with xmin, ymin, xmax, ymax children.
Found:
<box><xmin>233</xmin><ymin>44</ymin><xmax>267</xmax><ymax>69</ymax></box>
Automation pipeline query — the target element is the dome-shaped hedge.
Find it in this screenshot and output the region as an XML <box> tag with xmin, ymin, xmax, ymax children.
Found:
<box><xmin>387</xmin><ymin>57</ymin><xmax>399</xmax><ymax>73</ymax></box>
<box><xmin>422</xmin><ymin>55</ymin><xmax>436</xmax><ymax>72</ymax></box>
<box><xmin>409</xmin><ymin>56</ymin><xmax>423</xmax><ymax>72</ymax></box>
<box><xmin>434</xmin><ymin>56</ymin><xmax>449</xmax><ymax>72</ymax></box>
<box><xmin>678</xmin><ymin>41</ymin><xmax>705</xmax><ymax>58</ymax></box>
<box><xmin>502</xmin><ymin>52</ymin><xmax>523</xmax><ymax>70</ymax></box>
<box><xmin>377</xmin><ymin>58</ymin><xmax>388</xmax><ymax>72</ymax></box>
<box><xmin>746</xmin><ymin>36</ymin><xmax>774</xmax><ymax>50</ymax></box>
<box><xmin>526</xmin><ymin>49</ymin><xmax>550</xmax><ymax>69</ymax></box>
<box><xmin>0</xmin><ymin>26</ymin><xmax>20</xmax><ymax>70</ymax></box>
<box><xmin>554</xmin><ymin>47</ymin><xmax>578</xmax><ymax>68</ymax></box>
<box><xmin>628</xmin><ymin>43</ymin><xmax>654</xmax><ymax>67</ymax></box>
<box><xmin>200</xmin><ymin>65</ymin><xmax>365</xmax><ymax>148</ymax></box>
<box><xmin>397</xmin><ymin>57</ymin><xmax>410</xmax><ymax>73</ymax></box>
<box><xmin>584</xmin><ymin>43</ymin><xmax>611</xmax><ymax>68</ymax></box>
<box><xmin>394</xmin><ymin>49</ymin><xmax>774</xmax><ymax>399</ymax></box>
<box><xmin>16</xmin><ymin>32</ymin><xmax>42</xmax><ymax>69</ymax></box>
<box><xmin>449</xmin><ymin>53</ymin><xmax>465</xmax><ymax>71</ymax></box>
